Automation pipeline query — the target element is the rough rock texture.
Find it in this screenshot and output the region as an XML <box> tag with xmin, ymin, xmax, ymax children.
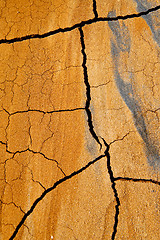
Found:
<box><xmin>0</xmin><ymin>0</ymin><xmax>160</xmax><ymax>239</ymax></box>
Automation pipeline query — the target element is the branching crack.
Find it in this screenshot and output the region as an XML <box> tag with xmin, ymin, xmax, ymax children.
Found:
<box><xmin>9</xmin><ymin>154</ymin><xmax>105</xmax><ymax>240</ymax></box>
<box><xmin>79</xmin><ymin>27</ymin><xmax>120</xmax><ymax>239</ymax></box>
<box><xmin>1</xmin><ymin>200</ymin><xmax>25</xmax><ymax>214</ymax></box>
<box><xmin>0</xmin><ymin>142</ymin><xmax>66</xmax><ymax>177</ymax></box>
<box><xmin>28</xmin><ymin>149</ymin><xmax>66</xmax><ymax>177</ymax></box>
<box><xmin>28</xmin><ymin>167</ymin><xmax>46</xmax><ymax>190</ymax></box>
<box><xmin>1</xmin><ymin>2</ymin><xmax>159</xmax><ymax>239</ymax></box>
<box><xmin>0</xmin><ymin>5</ymin><xmax>159</xmax><ymax>44</ymax></box>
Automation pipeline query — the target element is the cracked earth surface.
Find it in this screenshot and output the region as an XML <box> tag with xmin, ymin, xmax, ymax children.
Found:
<box><xmin>0</xmin><ymin>0</ymin><xmax>160</xmax><ymax>239</ymax></box>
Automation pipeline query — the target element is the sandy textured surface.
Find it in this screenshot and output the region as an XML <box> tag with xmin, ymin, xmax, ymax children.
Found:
<box><xmin>0</xmin><ymin>0</ymin><xmax>160</xmax><ymax>239</ymax></box>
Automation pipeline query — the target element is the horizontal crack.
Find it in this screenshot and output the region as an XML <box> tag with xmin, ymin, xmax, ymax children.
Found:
<box><xmin>91</xmin><ymin>81</ymin><xmax>110</xmax><ymax>88</ymax></box>
<box><xmin>9</xmin><ymin>154</ymin><xmax>105</xmax><ymax>240</ymax></box>
<box><xmin>114</xmin><ymin>177</ymin><xmax>160</xmax><ymax>186</ymax></box>
<box><xmin>0</xmin><ymin>5</ymin><xmax>159</xmax><ymax>44</ymax></box>
<box><xmin>3</xmin><ymin>107</ymin><xmax>85</xmax><ymax>116</ymax></box>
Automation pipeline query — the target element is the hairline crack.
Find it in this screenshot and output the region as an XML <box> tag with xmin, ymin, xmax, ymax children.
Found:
<box><xmin>114</xmin><ymin>177</ymin><xmax>160</xmax><ymax>186</ymax></box>
<box><xmin>1</xmin><ymin>3</ymin><xmax>159</xmax><ymax>240</ymax></box>
<box><xmin>9</xmin><ymin>154</ymin><xmax>105</xmax><ymax>239</ymax></box>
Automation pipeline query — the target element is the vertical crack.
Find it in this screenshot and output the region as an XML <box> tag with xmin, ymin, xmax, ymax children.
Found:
<box><xmin>79</xmin><ymin>27</ymin><xmax>120</xmax><ymax>239</ymax></box>
<box><xmin>1</xmin><ymin>4</ymin><xmax>160</xmax><ymax>240</ymax></box>
<box><xmin>92</xmin><ymin>0</ymin><xmax>98</xmax><ymax>18</ymax></box>
<box><xmin>79</xmin><ymin>27</ymin><xmax>102</xmax><ymax>149</ymax></box>
<box><xmin>102</xmin><ymin>138</ymin><xmax>120</xmax><ymax>239</ymax></box>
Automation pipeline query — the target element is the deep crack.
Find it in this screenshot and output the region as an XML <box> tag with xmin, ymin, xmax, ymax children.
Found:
<box><xmin>0</xmin><ymin>5</ymin><xmax>159</xmax><ymax>44</ymax></box>
<box><xmin>79</xmin><ymin>27</ymin><xmax>102</xmax><ymax>149</ymax></box>
<box><xmin>102</xmin><ymin>138</ymin><xmax>120</xmax><ymax>240</ymax></box>
<box><xmin>79</xmin><ymin>27</ymin><xmax>120</xmax><ymax>239</ymax></box>
<box><xmin>92</xmin><ymin>0</ymin><xmax>98</xmax><ymax>18</ymax></box>
<box><xmin>0</xmin><ymin>2</ymin><xmax>159</xmax><ymax>239</ymax></box>
<box><xmin>9</xmin><ymin>154</ymin><xmax>105</xmax><ymax>240</ymax></box>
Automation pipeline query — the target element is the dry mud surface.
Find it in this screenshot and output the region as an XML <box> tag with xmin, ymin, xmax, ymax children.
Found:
<box><xmin>0</xmin><ymin>0</ymin><xmax>160</xmax><ymax>239</ymax></box>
